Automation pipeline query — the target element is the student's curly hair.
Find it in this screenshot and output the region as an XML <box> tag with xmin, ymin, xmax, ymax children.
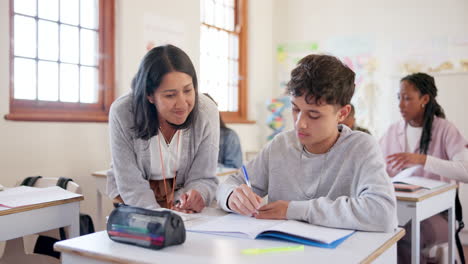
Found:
<box><xmin>401</xmin><ymin>73</ymin><xmax>445</xmax><ymax>154</ymax></box>
<box><xmin>287</xmin><ymin>54</ymin><xmax>355</xmax><ymax>107</ymax></box>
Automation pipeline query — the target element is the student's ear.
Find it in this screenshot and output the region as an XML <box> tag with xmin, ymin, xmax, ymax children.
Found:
<box><xmin>147</xmin><ymin>95</ymin><xmax>155</xmax><ymax>104</ymax></box>
<box><xmin>421</xmin><ymin>94</ymin><xmax>430</xmax><ymax>105</ymax></box>
<box><xmin>337</xmin><ymin>104</ymin><xmax>351</xmax><ymax>123</ymax></box>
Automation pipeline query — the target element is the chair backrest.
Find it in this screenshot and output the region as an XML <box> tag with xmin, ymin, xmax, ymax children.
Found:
<box><xmin>16</xmin><ymin>177</ymin><xmax>82</xmax><ymax>194</ymax></box>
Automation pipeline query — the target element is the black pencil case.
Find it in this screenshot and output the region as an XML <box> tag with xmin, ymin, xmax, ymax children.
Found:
<box><xmin>106</xmin><ymin>204</ymin><xmax>186</xmax><ymax>249</ymax></box>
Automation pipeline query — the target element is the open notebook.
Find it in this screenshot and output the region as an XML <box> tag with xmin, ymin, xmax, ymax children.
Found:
<box><xmin>391</xmin><ymin>166</ymin><xmax>447</xmax><ymax>191</ymax></box>
<box><xmin>187</xmin><ymin>214</ymin><xmax>355</xmax><ymax>248</ymax></box>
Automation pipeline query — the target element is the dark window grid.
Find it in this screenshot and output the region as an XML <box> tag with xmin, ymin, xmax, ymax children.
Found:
<box><xmin>14</xmin><ymin>0</ymin><xmax>99</xmax><ymax>103</ymax></box>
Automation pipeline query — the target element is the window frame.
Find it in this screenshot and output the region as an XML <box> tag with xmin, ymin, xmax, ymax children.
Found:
<box><xmin>5</xmin><ymin>0</ymin><xmax>115</xmax><ymax>122</ymax></box>
<box><xmin>201</xmin><ymin>0</ymin><xmax>253</xmax><ymax>124</ymax></box>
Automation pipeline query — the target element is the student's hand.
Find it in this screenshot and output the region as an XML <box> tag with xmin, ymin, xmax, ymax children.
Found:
<box><xmin>228</xmin><ymin>184</ymin><xmax>263</xmax><ymax>216</ymax></box>
<box><xmin>172</xmin><ymin>189</ymin><xmax>205</xmax><ymax>213</ymax></box>
<box><xmin>255</xmin><ymin>200</ymin><xmax>290</xmax><ymax>220</ymax></box>
<box><xmin>386</xmin><ymin>152</ymin><xmax>427</xmax><ymax>171</ymax></box>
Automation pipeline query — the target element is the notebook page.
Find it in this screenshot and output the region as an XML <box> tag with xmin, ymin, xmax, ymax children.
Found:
<box><xmin>396</xmin><ymin>176</ymin><xmax>446</xmax><ymax>189</ymax></box>
<box><xmin>265</xmin><ymin>220</ymin><xmax>355</xmax><ymax>244</ymax></box>
<box><xmin>188</xmin><ymin>213</ymin><xmax>284</xmax><ymax>239</ymax></box>
<box><xmin>0</xmin><ymin>186</ymin><xmax>81</xmax><ymax>208</ymax></box>
<box><xmin>392</xmin><ymin>165</ymin><xmax>422</xmax><ymax>182</ymax></box>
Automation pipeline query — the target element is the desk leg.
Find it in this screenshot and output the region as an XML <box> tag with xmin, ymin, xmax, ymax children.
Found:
<box><xmin>448</xmin><ymin>206</ymin><xmax>455</xmax><ymax>263</ymax></box>
<box><xmin>97</xmin><ymin>189</ymin><xmax>103</xmax><ymax>231</ymax></box>
<box><xmin>65</xmin><ymin>202</ymin><xmax>80</xmax><ymax>238</ymax></box>
<box><xmin>411</xmin><ymin>217</ymin><xmax>420</xmax><ymax>264</ymax></box>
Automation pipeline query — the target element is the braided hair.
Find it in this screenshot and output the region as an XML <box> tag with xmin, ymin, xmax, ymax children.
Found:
<box><xmin>401</xmin><ymin>73</ymin><xmax>446</xmax><ymax>154</ymax></box>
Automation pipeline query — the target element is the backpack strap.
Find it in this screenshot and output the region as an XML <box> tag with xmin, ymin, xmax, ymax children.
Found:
<box><xmin>56</xmin><ymin>177</ymin><xmax>73</xmax><ymax>190</ymax></box>
<box><xmin>56</xmin><ymin>177</ymin><xmax>74</xmax><ymax>240</ymax></box>
<box><xmin>455</xmin><ymin>190</ymin><xmax>465</xmax><ymax>264</ymax></box>
<box><xmin>20</xmin><ymin>176</ymin><xmax>42</xmax><ymax>187</ymax></box>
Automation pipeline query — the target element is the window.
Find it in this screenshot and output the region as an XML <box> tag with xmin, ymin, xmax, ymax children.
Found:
<box><xmin>200</xmin><ymin>0</ymin><xmax>251</xmax><ymax>123</ymax></box>
<box><xmin>6</xmin><ymin>0</ymin><xmax>115</xmax><ymax>122</ymax></box>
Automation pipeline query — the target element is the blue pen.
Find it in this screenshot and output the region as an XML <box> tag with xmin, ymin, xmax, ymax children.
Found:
<box><xmin>242</xmin><ymin>165</ymin><xmax>252</xmax><ymax>188</ymax></box>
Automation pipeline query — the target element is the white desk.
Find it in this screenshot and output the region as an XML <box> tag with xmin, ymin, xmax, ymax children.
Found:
<box><xmin>55</xmin><ymin>207</ymin><xmax>405</xmax><ymax>264</ymax></box>
<box><xmin>395</xmin><ymin>183</ymin><xmax>457</xmax><ymax>264</ymax></box>
<box><xmin>0</xmin><ymin>188</ymin><xmax>83</xmax><ymax>263</ymax></box>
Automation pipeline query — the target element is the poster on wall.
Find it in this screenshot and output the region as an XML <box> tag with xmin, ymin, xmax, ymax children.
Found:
<box><xmin>391</xmin><ymin>35</ymin><xmax>468</xmax><ymax>74</ymax></box>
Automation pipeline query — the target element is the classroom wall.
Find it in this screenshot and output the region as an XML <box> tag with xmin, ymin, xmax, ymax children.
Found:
<box><xmin>272</xmin><ymin>0</ymin><xmax>468</xmax><ymax>242</ymax></box>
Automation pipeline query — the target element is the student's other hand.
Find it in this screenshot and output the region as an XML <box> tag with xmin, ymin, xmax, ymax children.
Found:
<box><xmin>386</xmin><ymin>152</ymin><xmax>427</xmax><ymax>171</ymax></box>
<box><xmin>173</xmin><ymin>189</ymin><xmax>205</xmax><ymax>213</ymax></box>
<box><xmin>228</xmin><ymin>184</ymin><xmax>263</xmax><ymax>216</ymax></box>
<box><xmin>256</xmin><ymin>200</ymin><xmax>290</xmax><ymax>220</ymax></box>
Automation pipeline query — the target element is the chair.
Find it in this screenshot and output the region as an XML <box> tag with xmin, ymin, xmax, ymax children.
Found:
<box><xmin>0</xmin><ymin>177</ymin><xmax>81</xmax><ymax>264</ymax></box>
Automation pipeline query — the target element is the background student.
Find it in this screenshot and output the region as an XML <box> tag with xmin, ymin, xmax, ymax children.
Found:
<box><xmin>340</xmin><ymin>104</ymin><xmax>371</xmax><ymax>134</ymax></box>
<box><xmin>107</xmin><ymin>45</ymin><xmax>219</xmax><ymax>213</ymax></box>
<box><xmin>217</xmin><ymin>54</ymin><xmax>397</xmax><ymax>232</ymax></box>
<box><xmin>379</xmin><ymin>72</ymin><xmax>468</xmax><ymax>263</ymax></box>
<box><xmin>203</xmin><ymin>93</ymin><xmax>243</xmax><ymax>169</ymax></box>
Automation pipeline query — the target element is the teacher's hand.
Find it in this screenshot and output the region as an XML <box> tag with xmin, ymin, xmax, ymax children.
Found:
<box><xmin>172</xmin><ymin>189</ymin><xmax>205</xmax><ymax>213</ymax></box>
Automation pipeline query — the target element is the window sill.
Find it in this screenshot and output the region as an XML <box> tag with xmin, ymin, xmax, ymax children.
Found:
<box><xmin>4</xmin><ymin>112</ymin><xmax>109</xmax><ymax>122</ymax></box>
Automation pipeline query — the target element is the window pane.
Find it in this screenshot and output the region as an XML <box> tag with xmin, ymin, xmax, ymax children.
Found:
<box><xmin>38</xmin><ymin>0</ymin><xmax>58</xmax><ymax>21</ymax></box>
<box><xmin>38</xmin><ymin>61</ymin><xmax>58</xmax><ymax>101</ymax></box>
<box><xmin>80</xmin><ymin>66</ymin><xmax>98</xmax><ymax>103</ymax></box>
<box><xmin>38</xmin><ymin>20</ymin><xmax>58</xmax><ymax>60</ymax></box>
<box><xmin>14</xmin><ymin>58</ymin><xmax>36</xmax><ymax>100</ymax></box>
<box><xmin>80</xmin><ymin>29</ymin><xmax>98</xmax><ymax>66</ymax></box>
<box><xmin>60</xmin><ymin>25</ymin><xmax>79</xmax><ymax>63</ymax></box>
<box><xmin>60</xmin><ymin>0</ymin><xmax>79</xmax><ymax>25</ymax></box>
<box><xmin>14</xmin><ymin>15</ymin><xmax>36</xmax><ymax>58</ymax></box>
<box><xmin>204</xmin><ymin>0</ymin><xmax>214</xmax><ymax>25</ymax></box>
<box><xmin>14</xmin><ymin>0</ymin><xmax>37</xmax><ymax>16</ymax></box>
<box><xmin>80</xmin><ymin>0</ymin><xmax>98</xmax><ymax>29</ymax></box>
<box><xmin>60</xmin><ymin>63</ymin><xmax>79</xmax><ymax>102</ymax></box>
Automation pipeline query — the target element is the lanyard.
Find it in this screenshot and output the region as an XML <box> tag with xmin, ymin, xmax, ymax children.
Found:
<box><xmin>158</xmin><ymin>129</ymin><xmax>181</xmax><ymax>207</ymax></box>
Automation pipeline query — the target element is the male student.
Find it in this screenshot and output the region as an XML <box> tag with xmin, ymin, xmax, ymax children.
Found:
<box><xmin>217</xmin><ymin>54</ymin><xmax>397</xmax><ymax>232</ymax></box>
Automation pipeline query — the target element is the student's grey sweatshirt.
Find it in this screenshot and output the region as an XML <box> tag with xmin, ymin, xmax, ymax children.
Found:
<box><xmin>107</xmin><ymin>93</ymin><xmax>219</xmax><ymax>210</ymax></box>
<box><xmin>217</xmin><ymin>126</ymin><xmax>398</xmax><ymax>232</ymax></box>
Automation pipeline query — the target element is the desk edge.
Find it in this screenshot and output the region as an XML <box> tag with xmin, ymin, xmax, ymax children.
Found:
<box><xmin>360</xmin><ymin>228</ymin><xmax>405</xmax><ymax>264</ymax></box>
<box><xmin>396</xmin><ymin>184</ymin><xmax>457</xmax><ymax>202</ymax></box>
<box><xmin>0</xmin><ymin>196</ymin><xmax>84</xmax><ymax>216</ymax></box>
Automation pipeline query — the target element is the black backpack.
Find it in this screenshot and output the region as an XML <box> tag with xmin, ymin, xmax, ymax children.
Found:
<box><xmin>20</xmin><ymin>176</ymin><xmax>95</xmax><ymax>259</ymax></box>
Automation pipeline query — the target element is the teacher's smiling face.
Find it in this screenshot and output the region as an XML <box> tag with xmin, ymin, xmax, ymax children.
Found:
<box><xmin>147</xmin><ymin>71</ymin><xmax>196</xmax><ymax>126</ymax></box>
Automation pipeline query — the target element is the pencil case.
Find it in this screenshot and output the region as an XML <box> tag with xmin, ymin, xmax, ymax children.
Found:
<box><xmin>107</xmin><ymin>204</ymin><xmax>186</xmax><ymax>249</ymax></box>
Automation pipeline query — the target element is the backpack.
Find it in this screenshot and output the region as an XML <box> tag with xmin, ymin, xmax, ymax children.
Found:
<box><xmin>20</xmin><ymin>176</ymin><xmax>95</xmax><ymax>259</ymax></box>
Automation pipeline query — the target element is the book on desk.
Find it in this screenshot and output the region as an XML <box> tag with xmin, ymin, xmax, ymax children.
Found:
<box><xmin>187</xmin><ymin>213</ymin><xmax>355</xmax><ymax>248</ymax></box>
<box><xmin>391</xmin><ymin>166</ymin><xmax>447</xmax><ymax>192</ymax></box>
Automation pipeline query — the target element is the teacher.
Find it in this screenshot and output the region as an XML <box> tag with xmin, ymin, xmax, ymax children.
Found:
<box><xmin>107</xmin><ymin>45</ymin><xmax>219</xmax><ymax>213</ymax></box>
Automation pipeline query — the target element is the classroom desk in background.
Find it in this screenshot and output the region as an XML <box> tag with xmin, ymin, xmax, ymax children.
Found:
<box><xmin>91</xmin><ymin>168</ymin><xmax>239</xmax><ymax>230</ymax></box>
<box><xmin>55</xmin><ymin>207</ymin><xmax>405</xmax><ymax>264</ymax></box>
<box><xmin>395</xmin><ymin>183</ymin><xmax>457</xmax><ymax>264</ymax></box>
<box><xmin>0</xmin><ymin>187</ymin><xmax>83</xmax><ymax>263</ymax></box>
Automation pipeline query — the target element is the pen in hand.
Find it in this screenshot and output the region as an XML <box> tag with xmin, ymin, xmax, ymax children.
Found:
<box><xmin>242</xmin><ymin>165</ymin><xmax>252</xmax><ymax>188</ymax></box>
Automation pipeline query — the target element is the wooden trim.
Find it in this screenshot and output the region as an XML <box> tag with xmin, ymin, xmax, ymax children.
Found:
<box><xmin>6</xmin><ymin>0</ymin><xmax>115</xmax><ymax>122</ymax></box>
<box><xmin>92</xmin><ymin>170</ymin><xmax>108</xmax><ymax>177</ymax></box>
<box><xmin>237</xmin><ymin>0</ymin><xmax>248</xmax><ymax>122</ymax></box>
<box><xmin>201</xmin><ymin>22</ymin><xmax>236</xmax><ymax>34</ymax></box>
<box><xmin>361</xmin><ymin>228</ymin><xmax>406</xmax><ymax>264</ymax></box>
<box><xmin>0</xmin><ymin>196</ymin><xmax>84</xmax><ymax>216</ymax></box>
<box><xmin>396</xmin><ymin>183</ymin><xmax>457</xmax><ymax>202</ymax></box>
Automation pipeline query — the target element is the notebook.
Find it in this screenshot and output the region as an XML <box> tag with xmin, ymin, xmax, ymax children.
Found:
<box><xmin>187</xmin><ymin>214</ymin><xmax>355</xmax><ymax>248</ymax></box>
<box><xmin>391</xmin><ymin>166</ymin><xmax>447</xmax><ymax>190</ymax></box>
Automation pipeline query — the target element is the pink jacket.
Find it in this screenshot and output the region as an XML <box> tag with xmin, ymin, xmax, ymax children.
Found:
<box><xmin>380</xmin><ymin>117</ymin><xmax>468</xmax><ymax>182</ymax></box>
